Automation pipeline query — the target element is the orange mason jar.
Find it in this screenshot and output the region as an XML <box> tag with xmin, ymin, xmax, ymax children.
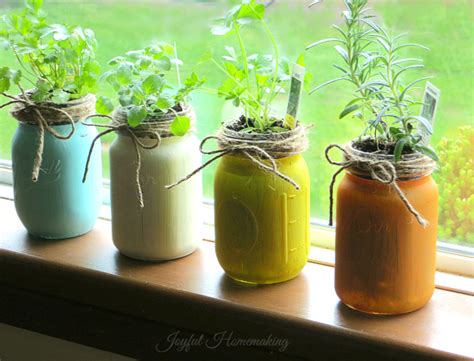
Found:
<box><xmin>334</xmin><ymin>154</ymin><xmax>438</xmax><ymax>315</ymax></box>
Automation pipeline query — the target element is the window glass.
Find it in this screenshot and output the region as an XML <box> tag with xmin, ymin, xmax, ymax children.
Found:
<box><xmin>0</xmin><ymin>0</ymin><xmax>472</xmax><ymax>248</ymax></box>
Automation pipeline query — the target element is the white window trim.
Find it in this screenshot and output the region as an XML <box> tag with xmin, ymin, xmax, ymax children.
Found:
<box><xmin>0</xmin><ymin>161</ymin><xmax>473</xmax><ymax>280</ymax></box>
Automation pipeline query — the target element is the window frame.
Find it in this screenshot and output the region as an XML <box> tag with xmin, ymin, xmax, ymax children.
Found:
<box><xmin>0</xmin><ymin>160</ymin><xmax>472</xmax><ymax>279</ymax></box>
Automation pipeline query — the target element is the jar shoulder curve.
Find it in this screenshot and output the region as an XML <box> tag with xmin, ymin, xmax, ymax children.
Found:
<box><xmin>339</xmin><ymin>173</ymin><xmax>437</xmax><ymax>194</ymax></box>
<box><xmin>12</xmin><ymin>122</ymin><xmax>100</xmax><ymax>156</ymax></box>
<box><xmin>13</xmin><ymin>122</ymin><xmax>98</xmax><ymax>141</ymax></box>
<box><xmin>217</xmin><ymin>154</ymin><xmax>309</xmax><ymax>183</ymax></box>
<box><xmin>110</xmin><ymin>132</ymin><xmax>200</xmax><ymax>159</ymax></box>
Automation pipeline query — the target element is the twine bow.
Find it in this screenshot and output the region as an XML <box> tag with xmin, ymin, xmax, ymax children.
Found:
<box><xmin>81</xmin><ymin>114</ymin><xmax>161</xmax><ymax>209</ymax></box>
<box><xmin>1</xmin><ymin>92</ymin><xmax>76</xmax><ymax>182</ymax></box>
<box><xmin>165</xmin><ymin>134</ymin><xmax>301</xmax><ymax>190</ymax></box>
<box><xmin>325</xmin><ymin>144</ymin><xmax>429</xmax><ymax>227</ymax></box>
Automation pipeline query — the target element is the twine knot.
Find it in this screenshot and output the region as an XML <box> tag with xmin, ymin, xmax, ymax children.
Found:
<box><xmin>165</xmin><ymin>122</ymin><xmax>310</xmax><ymax>190</ymax></box>
<box><xmin>82</xmin><ymin>105</ymin><xmax>195</xmax><ymax>209</ymax></box>
<box><xmin>325</xmin><ymin>143</ymin><xmax>436</xmax><ymax>227</ymax></box>
<box><xmin>2</xmin><ymin>92</ymin><xmax>95</xmax><ymax>181</ymax></box>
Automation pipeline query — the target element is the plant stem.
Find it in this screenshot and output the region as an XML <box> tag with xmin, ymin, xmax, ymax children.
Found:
<box><xmin>343</xmin><ymin>2</ymin><xmax>380</xmax><ymax>130</ymax></box>
<box><xmin>261</xmin><ymin>20</ymin><xmax>279</xmax><ymax>123</ymax></box>
<box><xmin>11</xmin><ymin>46</ymin><xmax>36</xmax><ymax>81</ymax></box>
<box><xmin>211</xmin><ymin>58</ymin><xmax>263</xmax><ymax>115</ymax></box>
<box><xmin>384</xmin><ymin>35</ymin><xmax>408</xmax><ymax>138</ymax></box>
<box><xmin>235</xmin><ymin>26</ymin><xmax>251</xmax><ymax>92</ymax></box>
<box><xmin>234</xmin><ymin>26</ymin><xmax>251</xmax><ymax>120</ymax></box>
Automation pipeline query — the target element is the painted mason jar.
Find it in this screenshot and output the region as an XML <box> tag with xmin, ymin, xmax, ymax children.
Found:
<box><xmin>11</xmin><ymin>94</ymin><xmax>102</xmax><ymax>239</ymax></box>
<box><xmin>333</xmin><ymin>144</ymin><xmax>438</xmax><ymax>315</ymax></box>
<box><xmin>109</xmin><ymin>106</ymin><xmax>202</xmax><ymax>261</ymax></box>
<box><xmin>214</xmin><ymin>124</ymin><xmax>310</xmax><ymax>284</ymax></box>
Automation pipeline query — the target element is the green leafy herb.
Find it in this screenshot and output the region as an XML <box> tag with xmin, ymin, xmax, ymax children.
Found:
<box><xmin>99</xmin><ymin>44</ymin><xmax>205</xmax><ymax>136</ymax></box>
<box><xmin>307</xmin><ymin>0</ymin><xmax>437</xmax><ymax>161</ymax></box>
<box><xmin>210</xmin><ymin>0</ymin><xmax>298</xmax><ymax>133</ymax></box>
<box><xmin>0</xmin><ymin>0</ymin><xmax>100</xmax><ymax>103</ymax></box>
<box><xmin>170</xmin><ymin>115</ymin><xmax>191</xmax><ymax>136</ymax></box>
<box><xmin>96</xmin><ymin>95</ymin><xmax>114</xmax><ymax>115</ymax></box>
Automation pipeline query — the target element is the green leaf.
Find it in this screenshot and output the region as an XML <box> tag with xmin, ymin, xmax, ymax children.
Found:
<box><xmin>270</xmin><ymin>126</ymin><xmax>287</xmax><ymax>133</ymax></box>
<box><xmin>127</xmin><ymin>105</ymin><xmax>147</xmax><ymax>127</ymax></box>
<box><xmin>392</xmin><ymin>64</ymin><xmax>424</xmax><ymax>83</ymax></box>
<box><xmin>155</xmin><ymin>96</ymin><xmax>173</xmax><ymax>110</ymax></box>
<box><xmin>117</xmin><ymin>64</ymin><xmax>133</xmax><ymax>85</ymax></box>
<box><xmin>0</xmin><ymin>37</ymin><xmax>10</xmax><ymax>50</ymax></box>
<box><xmin>125</xmin><ymin>50</ymin><xmax>144</xmax><ymax>60</ymax></box>
<box><xmin>393</xmin><ymin>43</ymin><xmax>430</xmax><ymax>52</ymax></box>
<box><xmin>160</xmin><ymin>43</ymin><xmax>175</xmax><ymax>55</ymax></box>
<box><xmin>25</xmin><ymin>0</ymin><xmax>42</xmax><ymax>12</ymax></box>
<box><xmin>0</xmin><ymin>78</ymin><xmax>10</xmax><ymax>93</ymax></box>
<box><xmin>416</xmin><ymin>145</ymin><xmax>439</xmax><ymax>162</ymax></box>
<box><xmin>399</xmin><ymin>77</ymin><xmax>432</xmax><ymax>101</ymax></box>
<box><xmin>375</xmin><ymin>37</ymin><xmax>391</xmax><ymax>52</ymax></box>
<box><xmin>84</xmin><ymin>60</ymin><xmax>101</xmax><ymax>75</ymax></box>
<box><xmin>142</xmin><ymin>74</ymin><xmax>162</xmax><ymax>95</ymax></box>
<box><xmin>100</xmin><ymin>70</ymin><xmax>117</xmax><ymax>84</ymax></box>
<box><xmin>306</xmin><ymin>38</ymin><xmax>342</xmax><ymax>50</ymax></box>
<box><xmin>389</xmin><ymin>126</ymin><xmax>403</xmax><ymax>139</ymax></box>
<box><xmin>309</xmin><ymin>77</ymin><xmax>346</xmax><ymax>94</ymax></box>
<box><xmin>49</xmin><ymin>24</ymin><xmax>70</xmax><ymax>41</ymax></box>
<box><xmin>52</xmin><ymin>89</ymin><xmax>69</xmax><ymax>104</ymax></box>
<box><xmin>372</xmin><ymin>105</ymin><xmax>390</xmax><ymax>128</ymax></box>
<box><xmin>31</xmin><ymin>79</ymin><xmax>51</xmax><ymax>103</ymax></box>
<box><xmin>154</xmin><ymin>56</ymin><xmax>171</xmax><ymax>71</ymax></box>
<box><xmin>339</xmin><ymin>104</ymin><xmax>361</xmax><ymax>119</ymax></box>
<box><xmin>357</xmin><ymin>80</ymin><xmax>389</xmax><ymax>91</ymax></box>
<box><xmin>118</xmin><ymin>94</ymin><xmax>132</xmax><ymax>107</ymax></box>
<box><xmin>296</xmin><ymin>53</ymin><xmax>305</xmax><ymax>67</ymax></box>
<box><xmin>170</xmin><ymin>115</ymin><xmax>191</xmax><ymax>136</ymax></box>
<box><xmin>392</xmin><ymin>58</ymin><xmax>422</xmax><ymax>66</ymax></box>
<box><xmin>394</xmin><ymin>137</ymin><xmax>409</xmax><ymax>162</ymax></box>
<box><xmin>108</xmin><ymin>56</ymin><xmax>125</xmax><ymax>66</ymax></box>
<box><xmin>224</xmin><ymin>46</ymin><xmax>237</xmax><ymax>61</ymax></box>
<box><xmin>138</xmin><ymin>56</ymin><xmax>153</xmax><ymax>69</ymax></box>
<box><xmin>96</xmin><ymin>96</ymin><xmax>114</xmax><ymax>114</ymax></box>
<box><xmin>211</xmin><ymin>26</ymin><xmax>231</xmax><ymax>36</ymax></box>
<box><xmin>409</xmin><ymin>115</ymin><xmax>433</xmax><ymax>134</ymax></box>
<box><xmin>236</xmin><ymin>2</ymin><xmax>265</xmax><ymax>21</ymax></box>
<box><xmin>334</xmin><ymin>45</ymin><xmax>349</xmax><ymax>62</ymax></box>
<box><xmin>0</xmin><ymin>67</ymin><xmax>12</xmax><ymax>92</ymax></box>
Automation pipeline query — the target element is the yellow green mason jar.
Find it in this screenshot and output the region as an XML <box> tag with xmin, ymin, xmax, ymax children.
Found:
<box><xmin>213</xmin><ymin>124</ymin><xmax>310</xmax><ymax>284</ymax></box>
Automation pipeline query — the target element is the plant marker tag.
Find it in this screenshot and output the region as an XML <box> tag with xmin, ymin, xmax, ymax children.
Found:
<box><xmin>419</xmin><ymin>82</ymin><xmax>441</xmax><ymax>145</ymax></box>
<box><xmin>284</xmin><ymin>64</ymin><xmax>306</xmax><ymax>129</ymax></box>
<box><xmin>174</xmin><ymin>42</ymin><xmax>181</xmax><ymax>89</ymax></box>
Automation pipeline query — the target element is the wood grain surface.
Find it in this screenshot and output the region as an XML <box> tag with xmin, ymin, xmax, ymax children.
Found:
<box><xmin>0</xmin><ymin>198</ymin><xmax>472</xmax><ymax>360</ymax></box>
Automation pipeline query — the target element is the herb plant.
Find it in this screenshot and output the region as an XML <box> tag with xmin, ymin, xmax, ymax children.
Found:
<box><xmin>307</xmin><ymin>0</ymin><xmax>437</xmax><ymax>161</ymax></box>
<box><xmin>211</xmin><ymin>0</ymin><xmax>301</xmax><ymax>133</ymax></box>
<box><xmin>0</xmin><ymin>0</ymin><xmax>100</xmax><ymax>104</ymax></box>
<box><xmin>98</xmin><ymin>44</ymin><xmax>205</xmax><ymax>136</ymax></box>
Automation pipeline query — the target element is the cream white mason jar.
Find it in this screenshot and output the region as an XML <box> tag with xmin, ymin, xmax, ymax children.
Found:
<box><xmin>109</xmin><ymin>106</ymin><xmax>202</xmax><ymax>260</ymax></box>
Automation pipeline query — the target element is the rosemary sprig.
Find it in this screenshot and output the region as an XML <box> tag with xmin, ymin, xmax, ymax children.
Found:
<box><xmin>307</xmin><ymin>0</ymin><xmax>437</xmax><ymax>161</ymax></box>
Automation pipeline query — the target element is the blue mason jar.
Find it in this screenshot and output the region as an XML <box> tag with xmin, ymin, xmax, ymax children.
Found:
<box><xmin>11</xmin><ymin>94</ymin><xmax>102</xmax><ymax>239</ymax></box>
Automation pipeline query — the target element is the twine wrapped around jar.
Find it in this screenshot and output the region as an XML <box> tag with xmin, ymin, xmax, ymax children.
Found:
<box><xmin>1</xmin><ymin>92</ymin><xmax>95</xmax><ymax>181</ymax></box>
<box><xmin>82</xmin><ymin>105</ymin><xmax>196</xmax><ymax>208</ymax></box>
<box><xmin>325</xmin><ymin>143</ymin><xmax>437</xmax><ymax>227</ymax></box>
<box><xmin>165</xmin><ymin>120</ymin><xmax>309</xmax><ymax>190</ymax></box>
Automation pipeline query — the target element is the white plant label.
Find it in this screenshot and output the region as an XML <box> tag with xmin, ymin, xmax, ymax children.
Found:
<box><xmin>419</xmin><ymin>81</ymin><xmax>441</xmax><ymax>145</ymax></box>
<box><xmin>284</xmin><ymin>64</ymin><xmax>306</xmax><ymax>129</ymax></box>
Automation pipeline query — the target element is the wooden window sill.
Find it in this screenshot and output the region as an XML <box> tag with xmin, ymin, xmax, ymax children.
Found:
<box><xmin>0</xmin><ymin>198</ymin><xmax>472</xmax><ymax>360</ymax></box>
